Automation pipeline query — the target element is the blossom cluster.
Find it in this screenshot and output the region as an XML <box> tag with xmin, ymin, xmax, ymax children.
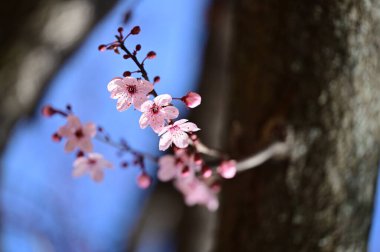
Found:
<box><xmin>43</xmin><ymin>25</ymin><xmax>237</xmax><ymax>211</ymax></box>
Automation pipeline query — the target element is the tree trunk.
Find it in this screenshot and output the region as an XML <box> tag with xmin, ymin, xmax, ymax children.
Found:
<box><xmin>213</xmin><ymin>0</ymin><xmax>380</xmax><ymax>251</ymax></box>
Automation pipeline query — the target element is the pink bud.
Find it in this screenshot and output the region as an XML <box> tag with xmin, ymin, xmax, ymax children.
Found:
<box><xmin>201</xmin><ymin>165</ymin><xmax>212</xmax><ymax>178</ymax></box>
<box><xmin>217</xmin><ymin>160</ymin><xmax>237</xmax><ymax>179</ymax></box>
<box><xmin>181</xmin><ymin>92</ymin><xmax>201</xmax><ymax>108</ymax></box>
<box><xmin>137</xmin><ymin>172</ymin><xmax>151</xmax><ymax>189</ymax></box>
<box><xmin>41</xmin><ymin>105</ymin><xmax>55</xmax><ymax>117</ymax></box>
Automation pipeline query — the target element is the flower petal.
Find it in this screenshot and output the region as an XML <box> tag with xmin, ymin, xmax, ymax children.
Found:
<box><xmin>162</xmin><ymin>106</ymin><xmax>179</xmax><ymax>119</ymax></box>
<box><xmin>138</xmin><ymin>79</ymin><xmax>154</xmax><ymax>94</ymax></box>
<box><xmin>139</xmin><ymin>113</ymin><xmax>150</xmax><ymax>129</ymax></box>
<box><xmin>65</xmin><ymin>139</ymin><xmax>77</xmax><ymax>152</ymax></box>
<box><xmin>150</xmin><ymin>114</ymin><xmax>166</xmax><ymax>133</ymax></box>
<box><xmin>79</xmin><ymin>139</ymin><xmax>93</xmax><ymax>152</ymax></box>
<box><xmin>107</xmin><ymin>78</ymin><xmax>123</xmax><ymax>92</ymax></box>
<box><xmin>154</xmin><ymin>94</ymin><xmax>172</xmax><ymax>106</ymax></box>
<box><xmin>159</xmin><ymin>132</ymin><xmax>172</xmax><ymax>151</ymax></box>
<box><xmin>178</xmin><ymin>122</ymin><xmax>200</xmax><ymax>132</ymax></box>
<box><xmin>116</xmin><ymin>96</ymin><xmax>132</xmax><ymax>111</ymax></box>
<box><xmin>172</xmin><ymin>130</ymin><xmax>190</xmax><ymax>148</ymax></box>
<box><xmin>91</xmin><ymin>169</ymin><xmax>104</xmax><ymax>182</ymax></box>
<box><xmin>157</xmin><ymin>155</ymin><xmax>177</xmax><ymax>181</ymax></box>
<box><xmin>84</xmin><ymin>123</ymin><xmax>97</xmax><ymax>137</ymax></box>
<box><xmin>140</xmin><ymin>100</ymin><xmax>154</xmax><ymax>112</ymax></box>
<box><xmin>174</xmin><ymin>119</ymin><xmax>188</xmax><ymax>126</ymax></box>
<box><xmin>132</xmin><ymin>93</ymin><xmax>148</xmax><ymax>111</ymax></box>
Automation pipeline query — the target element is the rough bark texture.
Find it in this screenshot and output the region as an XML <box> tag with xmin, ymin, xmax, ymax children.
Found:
<box><xmin>214</xmin><ymin>0</ymin><xmax>380</xmax><ymax>251</ymax></box>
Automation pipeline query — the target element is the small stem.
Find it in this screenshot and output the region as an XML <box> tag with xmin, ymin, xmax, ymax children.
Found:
<box><xmin>236</xmin><ymin>142</ymin><xmax>289</xmax><ymax>173</ymax></box>
<box><xmin>95</xmin><ymin>134</ymin><xmax>158</xmax><ymax>162</ymax></box>
<box><xmin>118</xmin><ymin>41</ymin><xmax>158</xmax><ymax>97</ymax></box>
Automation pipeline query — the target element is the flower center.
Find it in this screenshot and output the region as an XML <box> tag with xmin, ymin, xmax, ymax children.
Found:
<box><xmin>151</xmin><ymin>104</ymin><xmax>160</xmax><ymax>114</ymax></box>
<box><xmin>88</xmin><ymin>158</ymin><xmax>97</xmax><ymax>165</ymax></box>
<box><xmin>127</xmin><ymin>85</ymin><xmax>137</xmax><ymax>94</ymax></box>
<box><xmin>74</xmin><ymin>129</ymin><xmax>84</xmax><ymax>139</ymax></box>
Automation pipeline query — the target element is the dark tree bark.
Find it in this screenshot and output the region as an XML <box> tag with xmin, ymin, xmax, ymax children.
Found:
<box><xmin>211</xmin><ymin>0</ymin><xmax>380</xmax><ymax>251</ymax></box>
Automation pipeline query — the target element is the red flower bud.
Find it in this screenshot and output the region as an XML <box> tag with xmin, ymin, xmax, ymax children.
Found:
<box><xmin>123</xmin><ymin>71</ymin><xmax>131</xmax><ymax>77</ymax></box>
<box><xmin>98</xmin><ymin>44</ymin><xmax>107</xmax><ymax>52</ymax></box>
<box><xmin>130</xmin><ymin>26</ymin><xmax>141</xmax><ymax>35</ymax></box>
<box><xmin>146</xmin><ymin>51</ymin><xmax>156</xmax><ymax>59</ymax></box>
<box><xmin>52</xmin><ymin>133</ymin><xmax>61</xmax><ymax>142</ymax></box>
<box><xmin>42</xmin><ymin>105</ymin><xmax>55</xmax><ymax>117</ymax></box>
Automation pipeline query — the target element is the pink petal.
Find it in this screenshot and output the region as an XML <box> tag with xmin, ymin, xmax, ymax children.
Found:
<box><xmin>140</xmin><ymin>100</ymin><xmax>154</xmax><ymax>112</ymax></box>
<box><xmin>179</xmin><ymin>122</ymin><xmax>200</xmax><ymax>133</ymax></box>
<box><xmin>107</xmin><ymin>78</ymin><xmax>123</xmax><ymax>92</ymax></box>
<box><xmin>162</xmin><ymin>106</ymin><xmax>179</xmax><ymax>119</ymax></box>
<box><xmin>67</xmin><ymin>115</ymin><xmax>81</xmax><ymax>128</ymax></box>
<box><xmin>72</xmin><ymin>157</ymin><xmax>88</xmax><ymax>177</ymax></box>
<box><xmin>149</xmin><ymin>114</ymin><xmax>166</xmax><ymax>133</ymax></box>
<box><xmin>110</xmin><ymin>88</ymin><xmax>124</xmax><ymax>99</ymax></box>
<box><xmin>65</xmin><ymin>139</ymin><xmax>77</xmax><ymax>152</ymax></box>
<box><xmin>91</xmin><ymin>169</ymin><xmax>104</xmax><ymax>182</ymax></box>
<box><xmin>138</xmin><ymin>79</ymin><xmax>154</xmax><ymax>94</ymax></box>
<box><xmin>139</xmin><ymin>113</ymin><xmax>150</xmax><ymax>129</ymax></box>
<box><xmin>132</xmin><ymin>93</ymin><xmax>148</xmax><ymax>110</ymax></box>
<box><xmin>154</xmin><ymin>94</ymin><xmax>172</xmax><ymax>106</ymax></box>
<box><xmin>172</xmin><ymin>130</ymin><xmax>190</xmax><ymax>149</ymax></box>
<box><xmin>122</xmin><ymin>77</ymin><xmax>138</xmax><ymax>87</ymax></box>
<box><xmin>116</xmin><ymin>96</ymin><xmax>132</xmax><ymax>111</ymax></box>
<box><xmin>159</xmin><ymin>132</ymin><xmax>173</xmax><ymax>151</ymax></box>
<box><xmin>174</xmin><ymin>119</ymin><xmax>188</xmax><ymax>126</ymax></box>
<box><xmin>57</xmin><ymin>125</ymin><xmax>71</xmax><ymax>137</ymax></box>
<box><xmin>157</xmin><ymin>155</ymin><xmax>177</xmax><ymax>181</ymax></box>
<box><xmin>83</xmin><ymin>123</ymin><xmax>96</xmax><ymax>137</ymax></box>
<box><xmin>78</xmin><ymin>139</ymin><xmax>93</xmax><ymax>152</ymax></box>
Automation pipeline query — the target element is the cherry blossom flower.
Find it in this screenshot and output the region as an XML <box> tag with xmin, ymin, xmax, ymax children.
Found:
<box><xmin>139</xmin><ymin>94</ymin><xmax>179</xmax><ymax>133</ymax></box>
<box><xmin>158</xmin><ymin>119</ymin><xmax>200</xmax><ymax>151</ymax></box>
<box><xmin>175</xmin><ymin>177</ymin><xmax>219</xmax><ymax>211</ymax></box>
<box><xmin>157</xmin><ymin>151</ymin><xmax>201</xmax><ymax>181</ymax></box>
<box><xmin>217</xmin><ymin>160</ymin><xmax>237</xmax><ymax>179</ymax></box>
<box><xmin>72</xmin><ymin>153</ymin><xmax>113</xmax><ymax>182</ymax></box>
<box><xmin>107</xmin><ymin>77</ymin><xmax>153</xmax><ymax>111</ymax></box>
<box><xmin>181</xmin><ymin>92</ymin><xmax>201</xmax><ymax>108</ymax></box>
<box><xmin>58</xmin><ymin>115</ymin><xmax>96</xmax><ymax>152</ymax></box>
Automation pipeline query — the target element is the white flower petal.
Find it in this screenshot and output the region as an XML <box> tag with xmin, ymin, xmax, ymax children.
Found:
<box><xmin>154</xmin><ymin>94</ymin><xmax>172</xmax><ymax>106</ymax></box>
<box><xmin>162</xmin><ymin>106</ymin><xmax>179</xmax><ymax>119</ymax></box>
<box><xmin>159</xmin><ymin>132</ymin><xmax>172</xmax><ymax>151</ymax></box>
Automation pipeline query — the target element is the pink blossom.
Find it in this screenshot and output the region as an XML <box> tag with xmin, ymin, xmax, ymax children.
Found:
<box><xmin>158</xmin><ymin>119</ymin><xmax>200</xmax><ymax>151</ymax></box>
<box><xmin>157</xmin><ymin>153</ymin><xmax>200</xmax><ymax>182</ymax></box>
<box><xmin>58</xmin><ymin>115</ymin><xmax>96</xmax><ymax>152</ymax></box>
<box><xmin>72</xmin><ymin>153</ymin><xmax>113</xmax><ymax>182</ymax></box>
<box><xmin>181</xmin><ymin>92</ymin><xmax>201</xmax><ymax>108</ymax></box>
<box><xmin>107</xmin><ymin>77</ymin><xmax>153</xmax><ymax>111</ymax></box>
<box><xmin>217</xmin><ymin>160</ymin><xmax>237</xmax><ymax>179</ymax></box>
<box><xmin>175</xmin><ymin>177</ymin><xmax>219</xmax><ymax>211</ymax></box>
<box><xmin>137</xmin><ymin>172</ymin><xmax>152</xmax><ymax>188</ymax></box>
<box><xmin>139</xmin><ymin>94</ymin><xmax>179</xmax><ymax>133</ymax></box>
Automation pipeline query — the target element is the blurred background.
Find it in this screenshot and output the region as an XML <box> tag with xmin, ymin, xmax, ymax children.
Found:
<box><xmin>1</xmin><ymin>0</ymin><xmax>380</xmax><ymax>251</ymax></box>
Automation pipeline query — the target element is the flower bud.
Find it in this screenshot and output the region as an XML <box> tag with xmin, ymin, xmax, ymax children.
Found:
<box><xmin>146</xmin><ymin>51</ymin><xmax>156</xmax><ymax>59</ymax></box>
<box><xmin>131</xmin><ymin>26</ymin><xmax>141</xmax><ymax>35</ymax></box>
<box><xmin>201</xmin><ymin>165</ymin><xmax>212</xmax><ymax>178</ymax></box>
<box><xmin>98</xmin><ymin>44</ymin><xmax>107</xmax><ymax>52</ymax></box>
<box><xmin>42</xmin><ymin>105</ymin><xmax>55</xmax><ymax>117</ymax></box>
<box><xmin>217</xmin><ymin>160</ymin><xmax>237</xmax><ymax>179</ymax></box>
<box><xmin>137</xmin><ymin>172</ymin><xmax>151</xmax><ymax>189</ymax></box>
<box><xmin>181</xmin><ymin>92</ymin><xmax>201</xmax><ymax>108</ymax></box>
